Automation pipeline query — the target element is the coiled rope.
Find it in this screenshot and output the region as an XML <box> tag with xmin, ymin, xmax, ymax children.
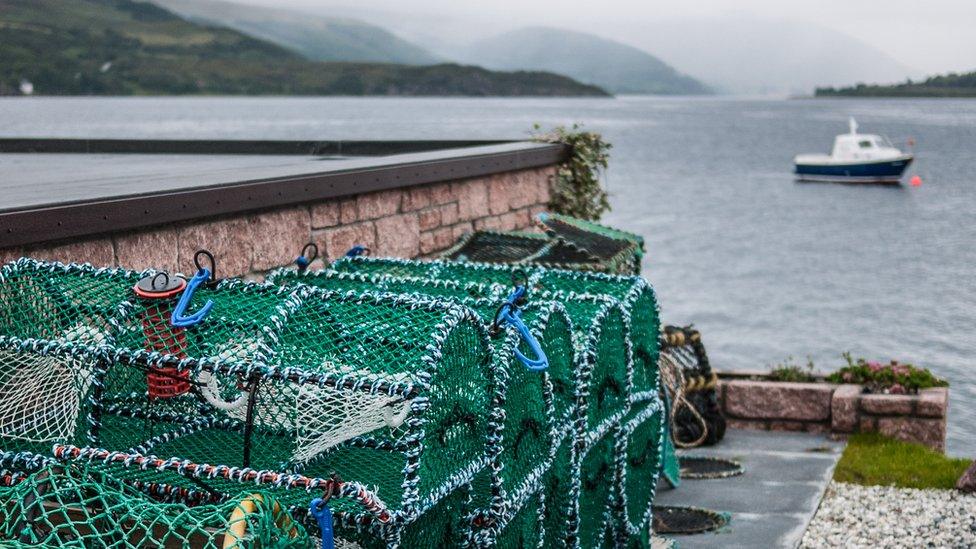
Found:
<box><xmin>658</xmin><ymin>350</ymin><xmax>709</xmax><ymax>449</ymax></box>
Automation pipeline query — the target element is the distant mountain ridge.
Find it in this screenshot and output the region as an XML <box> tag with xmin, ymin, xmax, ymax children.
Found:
<box><xmin>458</xmin><ymin>26</ymin><xmax>711</xmax><ymax>95</ymax></box>
<box><xmin>151</xmin><ymin>0</ymin><xmax>440</xmax><ymax>65</ymax></box>
<box><xmin>816</xmin><ymin>71</ymin><xmax>976</xmax><ymax>97</ymax></box>
<box><xmin>613</xmin><ymin>15</ymin><xmax>918</xmax><ymax>95</ymax></box>
<box><xmin>0</xmin><ymin>0</ymin><xmax>609</xmax><ymax>96</ymax></box>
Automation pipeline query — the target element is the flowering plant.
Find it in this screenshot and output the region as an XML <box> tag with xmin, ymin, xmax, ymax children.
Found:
<box><xmin>826</xmin><ymin>353</ymin><xmax>948</xmax><ymax>394</ymax></box>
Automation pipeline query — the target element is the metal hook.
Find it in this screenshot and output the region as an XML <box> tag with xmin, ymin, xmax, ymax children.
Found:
<box><xmin>171</xmin><ymin>268</ymin><xmax>214</xmax><ymax>328</ymax></box>
<box><xmin>296</xmin><ymin>243</ymin><xmax>319</xmax><ymax>273</ymax></box>
<box><xmin>150</xmin><ymin>272</ymin><xmax>169</xmax><ymax>290</ymax></box>
<box><xmin>193</xmin><ymin>250</ymin><xmax>217</xmax><ymax>287</ymax></box>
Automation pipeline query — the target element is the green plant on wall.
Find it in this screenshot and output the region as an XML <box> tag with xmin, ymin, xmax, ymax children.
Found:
<box><xmin>534</xmin><ymin>124</ymin><xmax>612</xmax><ymax>221</ymax></box>
<box><xmin>826</xmin><ymin>353</ymin><xmax>949</xmax><ymax>394</ymax></box>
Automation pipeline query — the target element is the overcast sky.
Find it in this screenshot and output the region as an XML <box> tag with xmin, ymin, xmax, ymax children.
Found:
<box><xmin>239</xmin><ymin>0</ymin><xmax>976</xmax><ymax>76</ymax></box>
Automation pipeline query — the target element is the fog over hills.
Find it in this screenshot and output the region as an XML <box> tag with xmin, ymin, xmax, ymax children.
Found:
<box><xmin>263</xmin><ymin>4</ymin><xmax>921</xmax><ymax>95</ymax></box>
<box><xmin>614</xmin><ymin>15</ymin><xmax>919</xmax><ymax>95</ymax></box>
<box><xmin>459</xmin><ymin>27</ymin><xmax>711</xmax><ymax>95</ymax></box>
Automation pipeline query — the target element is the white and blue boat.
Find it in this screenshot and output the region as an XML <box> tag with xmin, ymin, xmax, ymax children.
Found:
<box><xmin>794</xmin><ymin>118</ymin><xmax>913</xmax><ymax>183</ymax></box>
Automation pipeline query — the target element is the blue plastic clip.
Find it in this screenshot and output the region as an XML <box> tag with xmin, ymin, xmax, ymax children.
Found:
<box><xmin>310</xmin><ymin>497</ymin><xmax>335</xmax><ymax>549</ymax></box>
<box><xmin>494</xmin><ymin>286</ymin><xmax>548</xmax><ymax>371</ymax></box>
<box><xmin>295</xmin><ymin>255</ymin><xmax>310</xmax><ymax>271</ymax></box>
<box><xmin>345</xmin><ymin>245</ymin><xmax>369</xmax><ymax>257</ymax></box>
<box><xmin>170</xmin><ymin>269</ymin><xmax>214</xmax><ymax>328</ymax></box>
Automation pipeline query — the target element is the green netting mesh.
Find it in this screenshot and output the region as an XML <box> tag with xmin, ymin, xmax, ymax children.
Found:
<box><xmin>539</xmin><ymin>213</ymin><xmax>645</xmax><ymax>250</ymax></box>
<box><xmin>537</xmin><ymin>213</ymin><xmax>644</xmax><ymax>275</ymax></box>
<box><xmin>541</xmin><ymin>426</ymin><xmax>575</xmax><ymax>548</ymax></box>
<box><xmin>491</xmin><ymin>490</ymin><xmax>542</xmax><ymax>548</ymax></box>
<box><xmin>0</xmin><ymin>258</ymin><xmax>497</xmax><ymax>545</ymax></box>
<box><xmin>618</xmin><ymin>403</ymin><xmax>665</xmax><ymax>539</ymax></box>
<box><xmin>0</xmin><ymin>247</ymin><xmax>667</xmax><ymax>548</ymax></box>
<box><xmin>442</xmin><ymin>230</ymin><xmax>609</xmax><ymax>273</ymax></box>
<box><xmin>0</xmin><ymin>464</ymin><xmax>310</xmax><ymax>547</ymax></box>
<box><xmin>441</xmin><ymin>212</ymin><xmax>646</xmax><ymax>275</ymax></box>
<box><xmin>269</xmin><ymin>267</ymin><xmax>577</xmax><ymax>543</ymax></box>
<box><xmin>577</xmin><ymin>429</ymin><xmax>616</xmax><ymax>549</ymax></box>
<box><xmin>280</xmin><ymin>257</ymin><xmax>666</xmax><ymax>548</ymax></box>
<box><xmin>324</xmin><ymin>257</ymin><xmax>657</xmax><ymax>414</ymax></box>
<box><xmin>441</xmin><ymin>231</ymin><xmax>551</xmax><ymax>264</ymax></box>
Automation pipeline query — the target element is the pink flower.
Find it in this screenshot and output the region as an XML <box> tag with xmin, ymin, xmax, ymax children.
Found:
<box><xmin>892</xmin><ymin>365</ymin><xmax>910</xmax><ymax>376</ymax></box>
<box><xmin>889</xmin><ymin>383</ymin><xmax>906</xmax><ymax>395</ymax></box>
<box><xmin>867</xmin><ymin>361</ymin><xmax>883</xmax><ymax>373</ymax></box>
<box><xmin>842</xmin><ymin>372</ymin><xmax>853</xmax><ymax>382</ymax></box>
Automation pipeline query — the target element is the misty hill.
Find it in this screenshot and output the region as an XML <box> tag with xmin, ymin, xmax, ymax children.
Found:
<box><xmin>0</xmin><ymin>0</ymin><xmax>608</xmax><ymax>96</ymax></box>
<box><xmin>609</xmin><ymin>15</ymin><xmax>918</xmax><ymax>95</ymax></box>
<box><xmin>152</xmin><ymin>0</ymin><xmax>439</xmax><ymax>65</ymax></box>
<box><xmin>817</xmin><ymin>71</ymin><xmax>976</xmax><ymax>97</ymax></box>
<box><xmin>459</xmin><ymin>27</ymin><xmax>711</xmax><ymax>95</ymax></box>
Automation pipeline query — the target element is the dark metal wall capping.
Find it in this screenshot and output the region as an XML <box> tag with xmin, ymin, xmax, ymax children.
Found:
<box><xmin>0</xmin><ymin>138</ymin><xmax>512</xmax><ymax>156</ymax></box>
<box><xmin>0</xmin><ymin>141</ymin><xmax>568</xmax><ymax>248</ymax></box>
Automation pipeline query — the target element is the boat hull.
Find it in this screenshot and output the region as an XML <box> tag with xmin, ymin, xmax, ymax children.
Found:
<box><xmin>794</xmin><ymin>156</ymin><xmax>913</xmax><ymax>183</ymax></box>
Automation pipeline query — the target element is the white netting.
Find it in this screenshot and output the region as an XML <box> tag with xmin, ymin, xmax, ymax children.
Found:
<box><xmin>196</xmin><ymin>345</ymin><xmax>413</xmax><ymax>464</ymax></box>
<box><xmin>0</xmin><ymin>352</ymin><xmax>80</xmax><ymax>444</ymax></box>
<box><xmin>294</xmin><ymin>375</ymin><xmax>412</xmax><ymax>464</ymax></box>
<box><xmin>0</xmin><ymin>324</ymin><xmax>104</xmax><ymax>445</ymax></box>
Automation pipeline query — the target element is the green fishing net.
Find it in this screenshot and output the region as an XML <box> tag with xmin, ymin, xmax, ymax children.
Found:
<box><xmin>270</xmin><ymin>267</ymin><xmax>577</xmax><ymax>544</ymax></box>
<box><xmin>0</xmin><ymin>464</ymin><xmax>310</xmax><ymax>548</ymax></box>
<box><xmin>618</xmin><ymin>402</ymin><xmax>665</xmax><ymax>540</ymax></box>
<box><xmin>0</xmin><ymin>241</ymin><xmax>666</xmax><ymax>548</ymax></box>
<box><xmin>0</xmin><ymin>258</ymin><xmax>497</xmax><ymax>546</ymax></box>
<box><xmin>537</xmin><ymin>213</ymin><xmax>644</xmax><ymax>275</ymax></box>
<box><xmin>275</xmin><ymin>255</ymin><xmax>666</xmax><ymax>548</ymax></box>
<box><xmin>442</xmin><ymin>231</ymin><xmax>551</xmax><ymax>264</ymax></box>
<box><xmin>441</xmin><ymin>213</ymin><xmax>645</xmax><ymax>275</ymax></box>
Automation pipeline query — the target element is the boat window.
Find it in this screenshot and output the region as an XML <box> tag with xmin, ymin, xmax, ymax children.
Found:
<box><xmin>858</xmin><ymin>140</ymin><xmax>874</xmax><ymax>149</ymax></box>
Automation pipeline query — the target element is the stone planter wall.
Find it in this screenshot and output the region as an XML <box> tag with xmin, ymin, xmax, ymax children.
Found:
<box><xmin>718</xmin><ymin>375</ymin><xmax>949</xmax><ymax>452</ymax></box>
<box><xmin>1</xmin><ymin>166</ymin><xmax>553</xmax><ymax>279</ymax></box>
<box><xmin>831</xmin><ymin>385</ymin><xmax>948</xmax><ymax>452</ymax></box>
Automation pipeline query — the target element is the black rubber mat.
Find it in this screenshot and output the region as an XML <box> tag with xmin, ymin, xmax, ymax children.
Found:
<box><xmin>679</xmin><ymin>456</ymin><xmax>744</xmax><ymax>479</ymax></box>
<box><xmin>652</xmin><ymin>505</ymin><xmax>730</xmax><ymax>535</ymax></box>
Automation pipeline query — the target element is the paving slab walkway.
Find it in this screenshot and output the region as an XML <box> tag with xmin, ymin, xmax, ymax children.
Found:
<box><xmin>654</xmin><ymin>428</ymin><xmax>845</xmax><ymax>549</ymax></box>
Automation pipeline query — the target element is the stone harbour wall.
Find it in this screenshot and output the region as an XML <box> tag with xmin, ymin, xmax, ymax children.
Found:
<box><xmin>718</xmin><ymin>377</ymin><xmax>949</xmax><ymax>452</ymax></box>
<box><xmin>2</xmin><ymin>166</ymin><xmax>554</xmax><ymax>278</ymax></box>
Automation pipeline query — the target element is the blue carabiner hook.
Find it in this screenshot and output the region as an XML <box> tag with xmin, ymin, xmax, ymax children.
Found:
<box><xmin>309</xmin><ymin>497</ymin><xmax>335</xmax><ymax>549</ymax></box>
<box><xmin>170</xmin><ymin>269</ymin><xmax>214</xmax><ymax>328</ymax></box>
<box><xmin>495</xmin><ymin>286</ymin><xmax>548</xmax><ymax>371</ymax></box>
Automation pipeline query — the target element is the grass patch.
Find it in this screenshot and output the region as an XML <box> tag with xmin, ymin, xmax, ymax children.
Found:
<box><xmin>834</xmin><ymin>433</ymin><xmax>971</xmax><ymax>489</ymax></box>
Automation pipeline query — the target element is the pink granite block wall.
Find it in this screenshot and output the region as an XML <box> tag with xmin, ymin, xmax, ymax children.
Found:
<box><xmin>11</xmin><ymin>166</ymin><xmax>556</xmax><ymax>279</ymax></box>
<box><xmin>719</xmin><ymin>376</ymin><xmax>949</xmax><ymax>452</ymax></box>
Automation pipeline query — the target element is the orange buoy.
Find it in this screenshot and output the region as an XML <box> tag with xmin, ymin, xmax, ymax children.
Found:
<box><xmin>910</xmin><ymin>175</ymin><xmax>922</xmax><ymax>187</ymax></box>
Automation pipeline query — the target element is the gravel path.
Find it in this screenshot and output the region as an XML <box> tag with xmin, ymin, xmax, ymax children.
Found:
<box><xmin>800</xmin><ymin>481</ymin><xmax>976</xmax><ymax>548</ymax></box>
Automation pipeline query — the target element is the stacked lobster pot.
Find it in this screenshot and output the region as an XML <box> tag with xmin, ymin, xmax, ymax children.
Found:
<box><xmin>442</xmin><ymin>213</ymin><xmax>645</xmax><ymax>276</ymax></box>
<box><xmin>270</xmin><ymin>267</ymin><xmax>578</xmax><ymax>548</ymax></box>
<box><xmin>0</xmin><ymin>257</ymin><xmax>503</xmax><ymax>547</ymax></box>
<box><xmin>659</xmin><ymin>326</ymin><xmax>726</xmax><ymax>448</ymax></box>
<box><xmin>271</xmin><ymin>255</ymin><xmax>666</xmax><ymax>548</ymax></box>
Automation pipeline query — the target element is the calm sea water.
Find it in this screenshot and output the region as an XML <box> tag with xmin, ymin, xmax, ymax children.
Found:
<box><xmin>2</xmin><ymin>96</ymin><xmax>974</xmax><ymax>456</ymax></box>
